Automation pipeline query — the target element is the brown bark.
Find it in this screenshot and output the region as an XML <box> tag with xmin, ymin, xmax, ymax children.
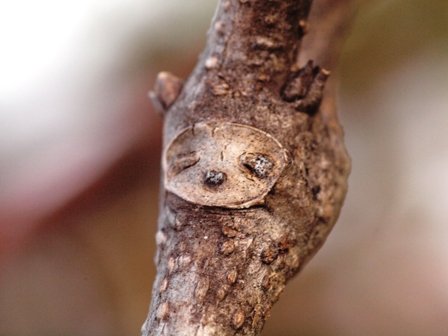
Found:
<box><xmin>142</xmin><ymin>0</ymin><xmax>354</xmax><ymax>335</ymax></box>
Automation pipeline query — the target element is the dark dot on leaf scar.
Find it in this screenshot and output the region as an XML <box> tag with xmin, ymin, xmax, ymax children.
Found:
<box><xmin>242</xmin><ymin>154</ymin><xmax>274</xmax><ymax>178</ymax></box>
<box><xmin>204</xmin><ymin>170</ymin><xmax>226</xmax><ymax>186</ymax></box>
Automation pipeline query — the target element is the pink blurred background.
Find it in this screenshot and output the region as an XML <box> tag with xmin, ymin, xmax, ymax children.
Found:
<box><xmin>1</xmin><ymin>0</ymin><xmax>448</xmax><ymax>335</ymax></box>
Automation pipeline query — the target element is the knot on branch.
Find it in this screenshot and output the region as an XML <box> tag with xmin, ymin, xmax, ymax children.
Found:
<box><xmin>281</xmin><ymin>60</ymin><xmax>330</xmax><ymax>115</ymax></box>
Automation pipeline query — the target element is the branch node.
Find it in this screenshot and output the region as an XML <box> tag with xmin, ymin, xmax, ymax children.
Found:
<box><xmin>281</xmin><ymin>60</ymin><xmax>330</xmax><ymax>115</ymax></box>
<box><xmin>149</xmin><ymin>71</ymin><xmax>184</xmax><ymax>116</ymax></box>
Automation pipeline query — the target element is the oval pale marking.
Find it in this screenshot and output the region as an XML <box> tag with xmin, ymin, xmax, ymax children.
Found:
<box><xmin>163</xmin><ymin>122</ymin><xmax>287</xmax><ymax>208</ymax></box>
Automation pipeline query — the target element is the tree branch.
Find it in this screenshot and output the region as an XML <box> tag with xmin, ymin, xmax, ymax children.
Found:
<box><xmin>142</xmin><ymin>0</ymin><xmax>353</xmax><ymax>335</ymax></box>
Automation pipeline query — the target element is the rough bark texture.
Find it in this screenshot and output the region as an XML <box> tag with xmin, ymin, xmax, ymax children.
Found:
<box><xmin>142</xmin><ymin>0</ymin><xmax>354</xmax><ymax>335</ymax></box>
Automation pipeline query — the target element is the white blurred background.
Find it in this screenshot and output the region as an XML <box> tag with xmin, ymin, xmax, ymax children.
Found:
<box><xmin>0</xmin><ymin>0</ymin><xmax>447</xmax><ymax>335</ymax></box>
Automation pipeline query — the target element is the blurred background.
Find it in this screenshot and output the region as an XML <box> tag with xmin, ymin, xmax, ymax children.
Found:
<box><xmin>0</xmin><ymin>0</ymin><xmax>447</xmax><ymax>335</ymax></box>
